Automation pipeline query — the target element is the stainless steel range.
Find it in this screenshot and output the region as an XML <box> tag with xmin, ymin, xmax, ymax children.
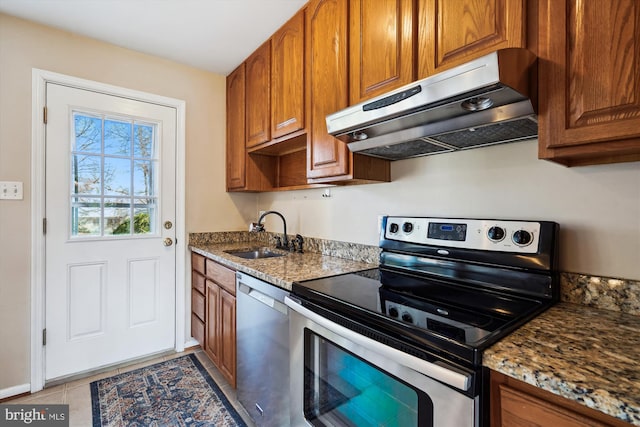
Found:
<box><xmin>285</xmin><ymin>216</ymin><xmax>559</xmax><ymax>427</ymax></box>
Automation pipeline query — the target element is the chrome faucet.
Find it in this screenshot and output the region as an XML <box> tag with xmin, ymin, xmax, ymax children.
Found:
<box><xmin>251</xmin><ymin>210</ymin><xmax>289</xmax><ymax>250</ymax></box>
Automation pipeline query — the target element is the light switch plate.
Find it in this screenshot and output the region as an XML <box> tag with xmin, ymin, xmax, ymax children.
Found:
<box><xmin>0</xmin><ymin>181</ymin><xmax>23</xmax><ymax>200</ymax></box>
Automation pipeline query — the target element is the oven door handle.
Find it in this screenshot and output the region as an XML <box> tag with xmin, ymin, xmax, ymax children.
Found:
<box><xmin>284</xmin><ymin>296</ymin><xmax>472</xmax><ymax>392</ymax></box>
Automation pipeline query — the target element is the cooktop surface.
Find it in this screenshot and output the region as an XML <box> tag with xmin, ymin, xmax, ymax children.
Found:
<box><xmin>292</xmin><ymin>267</ymin><xmax>548</xmax><ymax>365</ymax></box>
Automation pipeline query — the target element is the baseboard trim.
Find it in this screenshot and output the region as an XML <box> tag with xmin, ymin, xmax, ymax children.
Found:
<box><xmin>184</xmin><ymin>337</ymin><xmax>199</xmax><ymax>348</ymax></box>
<box><xmin>0</xmin><ymin>383</ymin><xmax>30</xmax><ymax>400</ymax></box>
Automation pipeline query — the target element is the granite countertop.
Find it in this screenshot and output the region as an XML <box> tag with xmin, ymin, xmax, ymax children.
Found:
<box><xmin>484</xmin><ymin>302</ymin><xmax>640</xmax><ymax>425</ymax></box>
<box><xmin>190</xmin><ymin>241</ymin><xmax>377</xmax><ymax>291</ymax></box>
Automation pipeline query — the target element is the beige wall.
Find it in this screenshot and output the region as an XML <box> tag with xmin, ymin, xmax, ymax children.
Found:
<box><xmin>0</xmin><ymin>13</ymin><xmax>255</xmax><ymax>391</ymax></box>
<box><xmin>258</xmin><ymin>140</ymin><xmax>640</xmax><ymax>281</ymax></box>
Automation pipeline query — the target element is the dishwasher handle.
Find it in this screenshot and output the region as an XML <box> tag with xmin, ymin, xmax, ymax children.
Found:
<box><xmin>238</xmin><ymin>282</ymin><xmax>288</xmax><ymax>316</ymax></box>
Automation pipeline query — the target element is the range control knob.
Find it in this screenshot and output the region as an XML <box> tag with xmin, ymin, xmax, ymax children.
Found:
<box><xmin>389</xmin><ymin>223</ymin><xmax>399</xmax><ymax>233</ymax></box>
<box><xmin>388</xmin><ymin>306</ymin><xmax>399</xmax><ymax>317</ymax></box>
<box><xmin>401</xmin><ymin>312</ymin><xmax>413</xmax><ymax>323</ymax></box>
<box><xmin>512</xmin><ymin>230</ymin><xmax>533</xmax><ymax>246</ymax></box>
<box><xmin>402</xmin><ymin>222</ymin><xmax>414</xmax><ymax>233</ymax></box>
<box><xmin>487</xmin><ymin>226</ymin><xmax>506</xmax><ymax>242</ymax></box>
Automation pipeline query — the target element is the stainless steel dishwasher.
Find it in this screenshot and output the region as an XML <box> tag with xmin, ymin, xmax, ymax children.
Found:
<box><xmin>236</xmin><ymin>272</ymin><xmax>290</xmax><ymax>427</ymax></box>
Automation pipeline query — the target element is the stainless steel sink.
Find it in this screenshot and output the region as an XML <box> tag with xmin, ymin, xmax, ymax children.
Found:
<box><xmin>224</xmin><ymin>247</ymin><xmax>286</xmax><ymax>260</ymax></box>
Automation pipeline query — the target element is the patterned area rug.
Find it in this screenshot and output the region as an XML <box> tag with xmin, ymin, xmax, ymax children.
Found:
<box><xmin>90</xmin><ymin>353</ymin><xmax>247</xmax><ymax>426</ymax></box>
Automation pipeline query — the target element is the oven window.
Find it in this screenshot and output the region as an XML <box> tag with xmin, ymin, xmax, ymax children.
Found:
<box><xmin>303</xmin><ymin>329</ymin><xmax>433</xmax><ymax>426</ymax></box>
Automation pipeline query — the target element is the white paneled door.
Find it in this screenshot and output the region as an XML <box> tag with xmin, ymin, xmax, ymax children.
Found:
<box><xmin>44</xmin><ymin>83</ymin><xmax>176</xmax><ymax>381</ymax></box>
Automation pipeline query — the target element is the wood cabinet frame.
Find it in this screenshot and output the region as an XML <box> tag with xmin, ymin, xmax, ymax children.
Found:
<box><xmin>490</xmin><ymin>371</ymin><xmax>631</xmax><ymax>427</ymax></box>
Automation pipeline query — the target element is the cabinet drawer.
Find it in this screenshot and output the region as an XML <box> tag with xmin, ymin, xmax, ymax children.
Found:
<box><xmin>205</xmin><ymin>259</ymin><xmax>236</xmax><ymax>295</ymax></box>
<box><xmin>192</xmin><ymin>289</ymin><xmax>205</xmax><ymax>322</ymax></box>
<box><xmin>191</xmin><ymin>313</ymin><xmax>205</xmax><ymax>347</ymax></box>
<box><xmin>192</xmin><ymin>270</ymin><xmax>206</xmax><ymax>294</ymax></box>
<box><xmin>191</xmin><ymin>252</ymin><xmax>206</xmax><ymax>275</ymax></box>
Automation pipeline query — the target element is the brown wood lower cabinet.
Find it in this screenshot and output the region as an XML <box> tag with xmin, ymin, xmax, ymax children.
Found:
<box><xmin>190</xmin><ymin>253</ymin><xmax>206</xmax><ymax>347</ymax></box>
<box><xmin>204</xmin><ymin>260</ymin><xmax>237</xmax><ymax>388</ymax></box>
<box><xmin>205</xmin><ymin>280</ymin><xmax>221</xmax><ymax>366</ymax></box>
<box><xmin>191</xmin><ymin>252</ymin><xmax>237</xmax><ymax>388</ymax></box>
<box><xmin>217</xmin><ymin>286</ymin><xmax>237</xmax><ymax>387</ymax></box>
<box><xmin>205</xmin><ymin>279</ymin><xmax>237</xmax><ymax>387</ymax></box>
<box><xmin>490</xmin><ymin>370</ymin><xmax>630</xmax><ymax>427</ymax></box>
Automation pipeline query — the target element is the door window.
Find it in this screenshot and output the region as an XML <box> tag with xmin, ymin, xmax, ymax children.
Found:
<box><xmin>71</xmin><ymin>112</ymin><xmax>158</xmax><ymax>238</ymax></box>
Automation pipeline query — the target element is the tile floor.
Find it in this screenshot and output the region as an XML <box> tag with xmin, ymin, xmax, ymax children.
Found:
<box><xmin>3</xmin><ymin>348</ymin><xmax>256</xmax><ymax>427</ymax></box>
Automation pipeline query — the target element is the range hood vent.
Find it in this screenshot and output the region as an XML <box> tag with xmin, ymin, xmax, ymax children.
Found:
<box><xmin>326</xmin><ymin>49</ymin><xmax>538</xmax><ymax>160</ymax></box>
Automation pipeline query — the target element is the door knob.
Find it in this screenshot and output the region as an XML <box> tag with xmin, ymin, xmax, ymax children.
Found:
<box><xmin>163</xmin><ymin>238</ymin><xmax>173</xmax><ymax>247</ymax></box>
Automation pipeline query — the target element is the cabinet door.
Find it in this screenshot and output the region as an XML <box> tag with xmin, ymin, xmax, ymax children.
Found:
<box><xmin>246</xmin><ymin>40</ymin><xmax>271</xmax><ymax>148</ymax></box>
<box><xmin>226</xmin><ymin>64</ymin><xmax>246</xmax><ymax>190</ymax></box>
<box><xmin>191</xmin><ymin>313</ymin><xmax>205</xmax><ymax>347</ymax></box>
<box><xmin>418</xmin><ymin>0</ymin><xmax>526</xmax><ymax>78</ymax></box>
<box><xmin>306</xmin><ymin>0</ymin><xmax>351</xmax><ymax>179</ymax></box>
<box><xmin>204</xmin><ymin>280</ymin><xmax>220</xmax><ymax>366</ymax></box>
<box><xmin>191</xmin><ymin>270</ymin><xmax>205</xmax><ymax>295</ymax></box>
<box><xmin>191</xmin><ymin>252</ymin><xmax>205</xmax><ymax>275</ymax></box>
<box><xmin>491</xmin><ymin>371</ymin><xmax>630</xmax><ymax>427</ymax></box>
<box><xmin>496</xmin><ymin>384</ymin><xmax>612</xmax><ymax>427</ymax></box>
<box><xmin>191</xmin><ymin>289</ymin><xmax>205</xmax><ymax>322</ymax></box>
<box><xmin>349</xmin><ymin>0</ymin><xmax>416</xmax><ymax>104</ymax></box>
<box><xmin>538</xmin><ymin>0</ymin><xmax>640</xmax><ymax>165</ymax></box>
<box><xmin>272</xmin><ymin>9</ymin><xmax>306</xmax><ymax>139</ymax></box>
<box><xmin>218</xmin><ymin>289</ymin><xmax>237</xmax><ymax>388</ymax></box>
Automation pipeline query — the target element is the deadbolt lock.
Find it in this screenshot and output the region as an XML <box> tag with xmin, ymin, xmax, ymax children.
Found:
<box><xmin>164</xmin><ymin>221</ymin><xmax>173</xmax><ymax>230</ymax></box>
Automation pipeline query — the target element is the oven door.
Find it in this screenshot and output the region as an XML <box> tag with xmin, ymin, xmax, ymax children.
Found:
<box><xmin>285</xmin><ymin>296</ymin><xmax>478</xmax><ymax>427</ymax></box>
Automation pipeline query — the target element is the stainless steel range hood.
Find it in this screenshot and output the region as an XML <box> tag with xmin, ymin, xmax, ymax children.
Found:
<box><xmin>326</xmin><ymin>49</ymin><xmax>538</xmax><ymax>160</ymax></box>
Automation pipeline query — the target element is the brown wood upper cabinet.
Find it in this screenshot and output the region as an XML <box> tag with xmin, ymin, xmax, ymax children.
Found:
<box><xmin>245</xmin><ymin>40</ymin><xmax>271</xmax><ymax>148</ymax></box>
<box><xmin>537</xmin><ymin>0</ymin><xmax>640</xmax><ymax>166</ymax></box>
<box><xmin>226</xmin><ymin>64</ymin><xmax>247</xmax><ymax>191</ymax></box>
<box><xmin>418</xmin><ymin>0</ymin><xmax>527</xmax><ymax>78</ymax></box>
<box><xmin>226</xmin><ymin>9</ymin><xmax>309</xmax><ymax>191</ymax></box>
<box><xmin>271</xmin><ymin>9</ymin><xmax>306</xmax><ymax>139</ymax></box>
<box><xmin>226</xmin><ymin>64</ymin><xmax>276</xmax><ymax>192</ymax></box>
<box><xmin>306</xmin><ymin>0</ymin><xmax>390</xmax><ymax>183</ymax></box>
<box><xmin>349</xmin><ymin>0</ymin><xmax>416</xmax><ymax>104</ymax></box>
<box><xmin>306</xmin><ymin>0</ymin><xmax>350</xmax><ymax>180</ymax></box>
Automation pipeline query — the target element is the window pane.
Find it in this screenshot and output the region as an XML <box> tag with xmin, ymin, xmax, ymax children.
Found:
<box><xmin>104</xmin><ymin>119</ymin><xmax>132</xmax><ymax>156</ymax></box>
<box><xmin>104</xmin><ymin>157</ymin><xmax>131</xmax><ymax>196</ymax></box>
<box><xmin>73</xmin><ymin>114</ymin><xmax>101</xmax><ymax>153</ymax></box>
<box><xmin>134</xmin><ymin>123</ymin><xmax>155</xmax><ymax>158</ymax></box>
<box><xmin>104</xmin><ymin>199</ymin><xmax>131</xmax><ymax>236</ymax></box>
<box><xmin>133</xmin><ymin>199</ymin><xmax>156</xmax><ymax>235</ymax></box>
<box><xmin>133</xmin><ymin>160</ymin><xmax>155</xmax><ymax>196</ymax></box>
<box><xmin>69</xmin><ymin>112</ymin><xmax>161</xmax><ymax>240</ymax></box>
<box><xmin>71</xmin><ymin>197</ymin><xmax>101</xmax><ymax>236</ymax></box>
<box><xmin>72</xmin><ymin>154</ymin><xmax>101</xmax><ymax>195</ymax></box>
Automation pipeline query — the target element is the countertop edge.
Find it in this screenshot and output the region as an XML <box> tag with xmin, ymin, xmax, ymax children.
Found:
<box><xmin>190</xmin><ymin>243</ymin><xmax>377</xmax><ymax>292</ymax></box>
<box><xmin>190</xmin><ymin>245</ymin><xmax>294</xmax><ymax>290</ymax></box>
